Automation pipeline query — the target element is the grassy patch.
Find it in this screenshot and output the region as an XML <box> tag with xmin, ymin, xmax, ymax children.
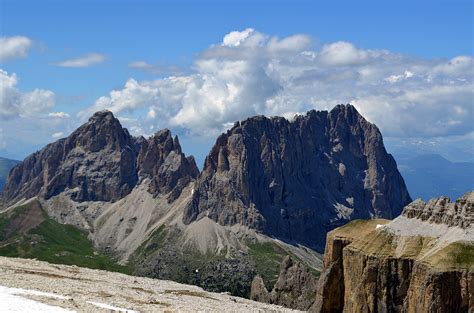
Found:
<box><xmin>247</xmin><ymin>241</ymin><xmax>287</xmax><ymax>290</ymax></box>
<box><xmin>450</xmin><ymin>243</ymin><xmax>474</xmax><ymax>266</ymax></box>
<box><xmin>427</xmin><ymin>242</ymin><xmax>474</xmax><ymax>270</ymax></box>
<box><xmin>0</xmin><ymin>216</ymin><xmax>9</xmax><ymax>240</ymax></box>
<box><xmin>332</xmin><ymin>218</ymin><xmax>389</xmax><ymax>240</ymax></box>
<box><xmin>0</xmin><ymin>202</ymin><xmax>130</xmax><ymax>274</ymax></box>
<box><xmin>129</xmin><ymin>225</ymin><xmax>166</xmax><ymax>263</ymax></box>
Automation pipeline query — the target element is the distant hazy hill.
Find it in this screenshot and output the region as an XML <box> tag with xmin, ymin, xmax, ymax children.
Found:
<box><xmin>0</xmin><ymin>157</ymin><xmax>19</xmax><ymax>190</ymax></box>
<box><xmin>396</xmin><ymin>153</ymin><xmax>474</xmax><ymax>201</ymax></box>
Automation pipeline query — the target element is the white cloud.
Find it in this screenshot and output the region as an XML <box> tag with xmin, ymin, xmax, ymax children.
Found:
<box><xmin>0</xmin><ymin>69</ymin><xmax>56</xmax><ymax>119</ymax></box>
<box><xmin>385</xmin><ymin>70</ymin><xmax>415</xmax><ymax>83</ymax></box>
<box><xmin>319</xmin><ymin>41</ymin><xmax>369</xmax><ymax>66</ymax></box>
<box><xmin>128</xmin><ymin>61</ymin><xmax>152</xmax><ymax>69</ymax></box>
<box><xmin>79</xmin><ymin>78</ymin><xmax>160</xmax><ymax>118</ymax></box>
<box><xmin>222</xmin><ymin>28</ymin><xmax>255</xmax><ymax>47</ymax></box>
<box><xmin>51</xmin><ymin>132</ymin><xmax>64</xmax><ymax>139</ymax></box>
<box><xmin>53</xmin><ymin>53</ymin><xmax>106</xmax><ymax>68</ymax></box>
<box><xmin>0</xmin><ymin>36</ymin><xmax>33</xmax><ymax>62</ymax></box>
<box><xmin>267</xmin><ymin>34</ymin><xmax>311</xmax><ymax>54</ymax></box>
<box><xmin>79</xmin><ymin>28</ymin><xmax>472</xmax><ymax>145</ymax></box>
<box><xmin>128</xmin><ymin>60</ymin><xmax>183</xmax><ymax>75</ymax></box>
<box><xmin>432</xmin><ymin>55</ymin><xmax>473</xmax><ymax>76</ymax></box>
<box><xmin>48</xmin><ymin>112</ymin><xmax>70</xmax><ymax>118</ymax></box>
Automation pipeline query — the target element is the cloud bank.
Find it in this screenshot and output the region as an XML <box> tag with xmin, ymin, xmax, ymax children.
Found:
<box><xmin>80</xmin><ymin>28</ymin><xmax>473</xmax><ymax>142</ymax></box>
<box><xmin>0</xmin><ymin>70</ymin><xmax>56</xmax><ymax>119</ymax></box>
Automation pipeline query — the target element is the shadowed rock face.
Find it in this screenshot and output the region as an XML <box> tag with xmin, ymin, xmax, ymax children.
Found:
<box><xmin>184</xmin><ymin>104</ymin><xmax>411</xmax><ymax>250</ymax></box>
<box><xmin>251</xmin><ymin>256</ymin><xmax>318</xmax><ymax>310</ymax></box>
<box><xmin>138</xmin><ymin>129</ymin><xmax>199</xmax><ymax>202</ymax></box>
<box><xmin>2</xmin><ymin>111</ymin><xmax>198</xmax><ymax>205</ymax></box>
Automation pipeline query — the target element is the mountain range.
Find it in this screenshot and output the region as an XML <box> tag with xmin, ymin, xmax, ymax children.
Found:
<box><xmin>0</xmin><ymin>104</ymin><xmax>412</xmax><ymax>299</ymax></box>
<box><xmin>396</xmin><ymin>153</ymin><xmax>474</xmax><ymax>201</ymax></box>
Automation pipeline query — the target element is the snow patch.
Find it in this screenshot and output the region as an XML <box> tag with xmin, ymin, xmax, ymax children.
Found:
<box><xmin>0</xmin><ymin>286</ymin><xmax>73</xmax><ymax>312</ymax></box>
<box><xmin>87</xmin><ymin>301</ymin><xmax>137</xmax><ymax>312</ymax></box>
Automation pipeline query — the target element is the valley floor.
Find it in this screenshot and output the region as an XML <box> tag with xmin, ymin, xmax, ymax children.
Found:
<box><xmin>0</xmin><ymin>256</ymin><xmax>299</xmax><ymax>312</ymax></box>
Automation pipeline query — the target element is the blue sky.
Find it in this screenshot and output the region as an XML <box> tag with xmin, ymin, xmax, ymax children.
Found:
<box><xmin>1</xmin><ymin>0</ymin><xmax>473</xmax><ymax>166</ymax></box>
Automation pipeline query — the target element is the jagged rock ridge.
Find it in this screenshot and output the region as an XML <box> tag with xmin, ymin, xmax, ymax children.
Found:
<box><xmin>184</xmin><ymin>104</ymin><xmax>411</xmax><ymax>250</ymax></box>
<box><xmin>402</xmin><ymin>193</ymin><xmax>473</xmax><ymax>228</ymax></box>
<box><xmin>2</xmin><ymin>110</ymin><xmax>198</xmax><ymax>206</ymax></box>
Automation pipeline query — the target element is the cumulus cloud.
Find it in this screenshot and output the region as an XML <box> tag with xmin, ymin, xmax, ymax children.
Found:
<box><xmin>53</xmin><ymin>53</ymin><xmax>106</xmax><ymax>67</ymax></box>
<box><xmin>319</xmin><ymin>41</ymin><xmax>369</xmax><ymax>66</ymax></box>
<box><xmin>0</xmin><ymin>36</ymin><xmax>33</xmax><ymax>62</ymax></box>
<box><xmin>222</xmin><ymin>28</ymin><xmax>255</xmax><ymax>47</ymax></box>
<box><xmin>48</xmin><ymin>112</ymin><xmax>70</xmax><ymax>118</ymax></box>
<box><xmin>128</xmin><ymin>60</ymin><xmax>184</xmax><ymax>75</ymax></box>
<box><xmin>0</xmin><ymin>69</ymin><xmax>56</xmax><ymax>119</ymax></box>
<box><xmin>385</xmin><ymin>70</ymin><xmax>414</xmax><ymax>84</ymax></box>
<box><xmin>80</xmin><ymin>78</ymin><xmax>160</xmax><ymax>118</ymax></box>
<box><xmin>80</xmin><ymin>29</ymin><xmax>473</xmax><ymax>144</ymax></box>
<box><xmin>51</xmin><ymin>131</ymin><xmax>64</xmax><ymax>139</ymax></box>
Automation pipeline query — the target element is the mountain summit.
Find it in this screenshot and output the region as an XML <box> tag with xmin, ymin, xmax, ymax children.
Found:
<box><xmin>184</xmin><ymin>104</ymin><xmax>411</xmax><ymax>250</ymax></box>
<box><xmin>2</xmin><ymin>110</ymin><xmax>198</xmax><ymax>205</ymax></box>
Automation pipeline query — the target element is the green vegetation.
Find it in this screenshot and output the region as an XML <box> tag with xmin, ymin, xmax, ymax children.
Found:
<box><xmin>129</xmin><ymin>224</ymin><xmax>167</xmax><ymax>263</ymax></box>
<box><xmin>434</xmin><ymin>242</ymin><xmax>474</xmax><ymax>270</ymax></box>
<box><xmin>247</xmin><ymin>241</ymin><xmax>287</xmax><ymax>290</ymax></box>
<box><xmin>449</xmin><ymin>242</ymin><xmax>474</xmax><ymax>268</ymax></box>
<box><xmin>0</xmin><ymin>201</ymin><xmax>130</xmax><ymax>274</ymax></box>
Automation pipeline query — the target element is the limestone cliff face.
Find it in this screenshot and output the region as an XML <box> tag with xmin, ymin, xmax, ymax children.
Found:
<box><xmin>313</xmin><ymin>192</ymin><xmax>474</xmax><ymax>313</ymax></box>
<box><xmin>2</xmin><ymin>111</ymin><xmax>198</xmax><ymax>206</ymax></box>
<box><xmin>184</xmin><ymin>104</ymin><xmax>411</xmax><ymax>250</ymax></box>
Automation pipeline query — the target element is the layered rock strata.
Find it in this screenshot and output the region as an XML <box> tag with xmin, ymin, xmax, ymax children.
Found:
<box><xmin>313</xmin><ymin>192</ymin><xmax>474</xmax><ymax>313</ymax></box>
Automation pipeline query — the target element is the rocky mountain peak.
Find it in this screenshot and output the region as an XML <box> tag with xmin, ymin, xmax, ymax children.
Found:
<box><xmin>184</xmin><ymin>104</ymin><xmax>411</xmax><ymax>251</ymax></box>
<box><xmin>2</xmin><ymin>111</ymin><xmax>198</xmax><ymax>205</ymax></box>
<box><xmin>67</xmin><ymin>110</ymin><xmax>134</xmax><ymax>153</ymax></box>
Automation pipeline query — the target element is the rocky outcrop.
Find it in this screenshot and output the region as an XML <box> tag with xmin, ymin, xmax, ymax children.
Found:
<box><xmin>251</xmin><ymin>256</ymin><xmax>318</xmax><ymax>310</ymax></box>
<box><xmin>402</xmin><ymin>192</ymin><xmax>473</xmax><ymax>228</ymax></box>
<box><xmin>251</xmin><ymin>276</ymin><xmax>271</xmax><ymax>303</ymax></box>
<box><xmin>313</xmin><ymin>192</ymin><xmax>474</xmax><ymax>313</ymax></box>
<box><xmin>184</xmin><ymin>104</ymin><xmax>411</xmax><ymax>250</ymax></box>
<box><xmin>137</xmin><ymin>129</ymin><xmax>199</xmax><ymax>202</ymax></box>
<box><xmin>2</xmin><ymin>111</ymin><xmax>198</xmax><ymax>206</ymax></box>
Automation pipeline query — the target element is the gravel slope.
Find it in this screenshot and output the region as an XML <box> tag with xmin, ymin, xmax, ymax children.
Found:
<box><xmin>0</xmin><ymin>256</ymin><xmax>300</xmax><ymax>312</ymax></box>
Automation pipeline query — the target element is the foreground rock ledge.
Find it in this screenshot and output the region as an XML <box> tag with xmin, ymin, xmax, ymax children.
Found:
<box><xmin>0</xmin><ymin>256</ymin><xmax>300</xmax><ymax>312</ymax></box>
<box><xmin>313</xmin><ymin>212</ymin><xmax>474</xmax><ymax>312</ymax></box>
